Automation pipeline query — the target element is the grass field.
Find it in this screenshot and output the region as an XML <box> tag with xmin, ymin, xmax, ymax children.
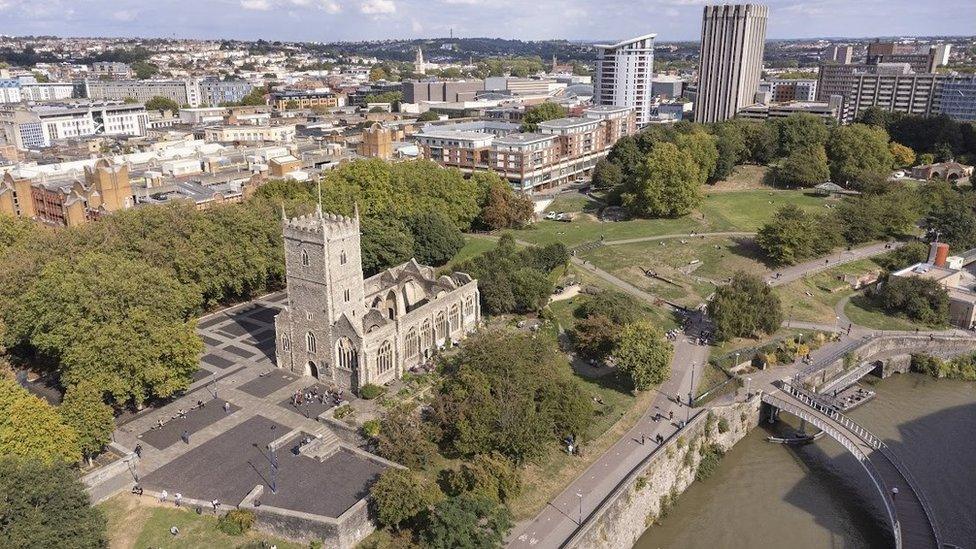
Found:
<box><xmin>511</xmin><ymin>189</ymin><xmax>830</xmax><ymax>248</ymax></box>
<box><xmin>775</xmin><ymin>259</ymin><xmax>883</xmax><ymax>324</ymax></box>
<box><xmin>844</xmin><ymin>294</ymin><xmax>931</xmax><ymax>332</ymax></box>
<box><xmin>449</xmin><ymin>234</ymin><xmax>498</xmax><ymax>266</ymax></box>
<box><xmin>578</xmin><ymin>235</ymin><xmax>769</xmax><ymax>308</ymax></box>
<box><xmin>100</xmin><ymin>494</ymin><xmax>301</xmax><ymax>549</ymax></box>
<box><xmin>544</xmin><ymin>193</ymin><xmax>598</xmax><ymax>214</ymax></box>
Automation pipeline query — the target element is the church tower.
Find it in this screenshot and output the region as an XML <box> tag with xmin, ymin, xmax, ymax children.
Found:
<box><xmin>414</xmin><ymin>47</ymin><xmax>426</xmax><ymax>75</ymax></box>
<box><xmin>274</xmin><ymin>207</ymin><xmax>366</xmax><ymax>382</ymax></box>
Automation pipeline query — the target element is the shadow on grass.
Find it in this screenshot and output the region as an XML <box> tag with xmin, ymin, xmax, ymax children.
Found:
<box><xmin>727</xmin><ymin>235</ymin><xmax>778</xmax><ymax>270</ymax></box>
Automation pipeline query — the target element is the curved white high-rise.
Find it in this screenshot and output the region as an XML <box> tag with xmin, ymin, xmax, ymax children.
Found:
<box><xmin>594</xmin><ymin>33</ymin><xmax>656</xmax><ymax>126</ymax></box>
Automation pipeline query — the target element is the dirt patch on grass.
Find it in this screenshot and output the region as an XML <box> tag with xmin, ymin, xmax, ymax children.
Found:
<box><xmin>707</xmin><ymin>165</ymin><xmax>772</xmax><ymax>192</ymax></box>
<box><xmin>101</xmin><ymin>493</ymin><xmax>158</xmax><ymax>549</ymax></box>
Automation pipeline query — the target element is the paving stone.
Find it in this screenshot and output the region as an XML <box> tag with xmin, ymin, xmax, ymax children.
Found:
<box><xmin>137</xmin><ymin>399</ymin><xmax>240</xmax><ymax>450</ymax></box>
<box><xmin>238</xmin><ymin>370</ymin><xmax>300</xmax><ymax>398</ymax></box>
<box><xmin>202</xmin><ymin>354</ymin><xmax>235</xmax><ymax>369</ymax></box>
<box><xmin>224</xmin><ymin>345</ymin><xmax>256</xmax><ymax>359</ymax></box>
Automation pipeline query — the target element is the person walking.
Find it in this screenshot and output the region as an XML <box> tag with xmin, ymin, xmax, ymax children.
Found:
<box><xmin>160</xmin><ymin>490</ymin><xmax>168</xmax><ymax>503</ymax></box>
<box><xmin>181</xmin><ymin>430</ymin><xmax>190</xmax><ymax>444</ymax></box>
<box><xmin>669</xmin><ymin>410</ymin><xmax>674</xmax><ymax>421</ymax></box>
<box><xmin>223</xmin><ymin>401</ymin><xmax>231</xmax><ymax>413</ymax></box>
<box><xmin>174</xmin><ymin>493</ymin><xmax>183</xmax><ymax>507</ymax></box>
<box><xmin>134</xmin><ymin>444</ymin><xmax>143</xmax><ymax>458</ymax></box>
<box><xmin>891</xmin><ymin>487</ymin><xmax>899</xmax><ymax>501</ymax></box>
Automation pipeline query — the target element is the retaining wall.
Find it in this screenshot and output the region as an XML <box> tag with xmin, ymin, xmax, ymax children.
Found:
<box><xmin>807</xmin><ymin>335</ymin><xmax>976</xmax><ymax>389</ymax></box>
<box><xmin>567</xmin><ymin>397</ymin><xmax>761</xmax><ymax>549</ymax></box>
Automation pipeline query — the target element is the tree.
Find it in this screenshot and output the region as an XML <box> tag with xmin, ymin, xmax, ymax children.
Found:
<box><xmin>607</xmin><ymin>136</ymin><xmax>644</xmax><ymax>183</ymax></box>
<box><xmin>622</xmin><ymin>142</ymin><xmax>702</xmax><ymax>218</ymax></box>
<box><xmin>711</xmin><ymin>122</ymin><xmax>748</xmax><ymax>180</ymax></box>
<box><xmin>509</xmin><ymin>267</ymin><xmax>552</xmax><ymax>312</ymax></box>
<box><xmin>417</xmin><ymin>111</ymin><xmax>440</xmax><ymax>122</ymax></box>
<box><xmin>922</xmin><ymin>198</ymin><xmax>976</xmax><ymax>250</ymax></box>
<box><xmin>433</xmin><ymin>330</ymin><xmax>592</xmax><ymax>463</ymax></box>
<box><xmin>369</xmin><ymin>468</ymin><xmax>443</xmax><ymax>530</ymax></box>
<box><xmin>591</xmin><ymin>158</ymin><xmax>624</xmax><ymax>190</ymax></box>
<box><xmin>406</xmin><ymin>211</ymin><xmax>465</xmax><ymax>266</ymax></box>
<box><xmin>131</xmin><ymin>60</ymin><xmax>158</xmax><ymax>79</ymax></box>
<box><xmin>236</xmin><ymin>88</ymin><xmax>266</xmax><ymax>106</ymax></box>
<box><xmin>708</xmin><ymin>272</ymin><xmax>783</xmax><ymax>341</ymax></box>
<box><xmin>144</xmin><ymin>96</ymin><xmax>179</xmax><ymax>112</ymax></box>
<box><xmin>757</xmin><ymin>204</ymin><xmax>841</xmax><ymax>265</ymax></box>
<box><xmin>520</xmin><ymin>102</ymin><xmax>567</xmax><ymax>132</ymax></box>
<box><xmin>573</xmin><ymin>314</ymin><xmax>618</xmax><ymax>360</ymax></box>
<box><xmin>738</xmin><ymin>120</ymin><xmax>779</xmax><ymax>164</ymax></box>
<box><xmin>0</xmin><ymin>378</ymin><xmax>80</xmax><ymax>465</ymax></box>
<box><xmin>58</xmin><ymin>384</ymin><xmax>115</xmax><ymax>465</ymax></box>
<box><xmin>835</xmin><ymin>188</ymin><xmax>922</xmax><ymax>244</ymax></box>
<box><xmin>0</xmin><ymin>214</ymin><xmax>33</xmax><ymax>257</ymax></box>
<box><xmin>472</xmin><ymin>172</ymin><xmax>533</xmax><ymax>230</ymax></box>
<box><xmin>874</xmin><ymin>276</ymin><xmax>949</xmax><ymax>326</ymax></box>
<box><xmin>285</xmin><ymin>99</ymin><xmax>299</xmax><ymax>109</ymax></box>
<box><xmin>360</xmin><ymin>217</ymin><xmax>414</xmax><ymax>276</ymax></box>
<box><xmin>575</xmin><ymin>291</ymin><xmax>639</xmax><ymax>326</ymax></box>
<box><xmin>375</xmin><ymin>405</ymin><xmax>438</xmax><ymax>468</ymax></box>
<box><xmin>775</xmin><ymin>145</ymin><xmax>830</xmax><ymax>188</ymax></box>
<box><xmin>889</xmin><ymin>142</ymin><xmax>916</xmax><ymax>168</ymax></box>
<box><xmin>369</xmin><ymin>65</ymin><xmax>388</xmax><ymax>81</ymax></box>
<box><xmin>776</xmin><ymin>113</ymin><xmax>829</xmax><ymax>157</ymax></box>
<box><xmin>456</xmin><ymin>236</ymin><xmax>564</xmax><ymax>316</ymax></box>
<box><xmin>675</xmin><ymin>130</ymin><xmax>719</xmax><ymax>184</ymax></box>
<box><xmin>444</xmin><ymin>452</ymin><xmax>522</xmax><ymax>504</ymax></box>
<box><xmin>613</xmin><ymin>322</ymin><xmax>673</xmax><ymax>391</ymax></box>
<box><xmin>419</xmin><ymin>496</ymin><xmax>512</xmax><ymax>549</ymax></box>
<box><xmin>827</xmin><ymin>124</ymin><xmax>895</xmax><ymax>188</ymax></box>
<box><xmin>0</xmin><ymin>457</ymin><xmax>106</xmax><ymax>548</ymax></box>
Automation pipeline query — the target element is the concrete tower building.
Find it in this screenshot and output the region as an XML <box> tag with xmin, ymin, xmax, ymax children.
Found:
<box><xmin>594</xmin><ymin>33</ymin><xmax>656</xmax><ymax>126</ymax></box>
<box><xmin>695</xmin><ymin>4</ymin><xmax>768</xmax><ymax>124</ymax></box>
<box><xmin>414</xmin><ymin>48</ymin><xmax>426</xmax><ymax>75</ymax></box>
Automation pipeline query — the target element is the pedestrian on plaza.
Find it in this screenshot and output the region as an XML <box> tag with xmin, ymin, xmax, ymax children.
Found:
<box><xmin>669</xmin><ymin>410</ymin><xmax>674</xmax><ymax>421</ymax></box>
<box><xmin>891</xmin><ymin>487</ymin><xmax>899</xmax><ymax>501</ymax></box>
<box><xmin>223</xmin><ymin>401</ymin><xmax>231</xmax><ymax>413</ymax></box>
<box><xmin>640</xmin><ymin>433</ymin><xmax>646</xmax><ymax>445</ymax></box>
<box><xmin>181</xmin><ymin>430</ymin><xmax>190</xmax><ymax>444</ymax></box>
<box><xmin>134</xmin><ymin>444</ymin><xmax>143</xmax><ymax>458</ymax></box>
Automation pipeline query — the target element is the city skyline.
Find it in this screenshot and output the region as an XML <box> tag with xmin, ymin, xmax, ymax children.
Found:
<box><xmin>0</xmin><ymin>0</ymin><xmax>974</xmax><ymax>43</ymax></box>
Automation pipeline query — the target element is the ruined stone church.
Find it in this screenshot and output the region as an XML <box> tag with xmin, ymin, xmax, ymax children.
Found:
<box><xmin>273</xmin><ymin>207</ymin><xmax>480</xmax><ymax>392</ymax></box>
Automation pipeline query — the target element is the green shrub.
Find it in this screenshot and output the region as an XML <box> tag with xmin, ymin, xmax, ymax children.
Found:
<box><xmin>717</xmin><ymin>417</ymin><xmax>730</xmax><ymax>434</ymax></box>
<box><xmin>635</xmin><ymin>475</ymin><xmax>648</xmax><ymax>492</ymax></box>
<box><xmin>362</xmin><ymin>419</ymin><xmax>381</xmax><ymax>438</ymax></box>
<box><xmin>359</xmin><ymin>383</ymin><xmax>386</xmax><ymax>400</ymax></box>
<box><xmin>217</xmin><ymin>509</ymin><xmax>255</xmax><ymax>536</ymax></box>
<box><xmin>333</xmin><ymin>404</ymin><xmax>354</xmax><ymax>420</ymax></box>
<box><xmin>695</xmin><ymin>444</ymin><xmax>725</xmax><ymax>481</ymax></box>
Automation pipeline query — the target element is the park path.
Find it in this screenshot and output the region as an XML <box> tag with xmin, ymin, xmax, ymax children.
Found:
<box><xmin>600</xmin><ymin>230</ymin><xmax>755</xmax><ymax>247</ymax></box>
<box><xmin>765</xmin><ymin>241</ymin><xmax>902</xmax><ymax>287</ymax></box>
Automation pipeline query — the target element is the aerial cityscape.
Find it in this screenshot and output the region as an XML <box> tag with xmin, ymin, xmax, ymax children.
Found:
<box><xmin>1</xmin><ymin>1</ymin><xmax>975</xmax><ymax>548</ymax></box>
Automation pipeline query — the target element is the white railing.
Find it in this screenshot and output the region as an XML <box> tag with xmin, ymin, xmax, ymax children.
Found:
<box><xmin>761</xmin><ymin>393</ymin><xmax>902</xmax><ymax>549</ymax></box>
<box><xmin>782</xmin><ymin>382</ymin><xmax>885</xmax><ymax>450</ymax></box>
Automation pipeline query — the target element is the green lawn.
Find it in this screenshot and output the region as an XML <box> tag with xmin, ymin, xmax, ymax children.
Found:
<box><xmin>544</xmin><ymin>194</ymin><xmax>597</xmax><ymax>214</ymax></box>
<box><xmin>100</xmin><ymin>494</ymin><xmax>302</xmax><ymax>549</ymax></box>
<box><xmin>449</xmin><ymin>234</ymin><xmax>498</xmax><ymax>266</ymax></box>
<box><xmin>774</xmin><ymin>258</ymin><xmax>885</xmax><ymax>325</ymax></box>
<box><xmin>510</xmin><ymin>189</ymin><xmax>829</xmax><ymax>249</ymax></box>
<box><xmin>844</xmin><ymin>294</ymin><xmax>932</xmax><ymax>332</ymax></box>
<box><xmin>577</xmin><ymin>236</ymin><xmax>768</xmax><ymax>308</ymax></box>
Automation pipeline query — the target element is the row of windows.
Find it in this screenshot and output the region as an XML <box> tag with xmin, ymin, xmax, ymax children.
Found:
<box><xmin>300</xmin><ymin>248</ymin><xmax>347</xmax><ymax>266</ymax></box>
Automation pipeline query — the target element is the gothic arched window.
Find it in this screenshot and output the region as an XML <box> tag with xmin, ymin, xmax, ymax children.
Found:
<box><xmin>377</xmin><ymin>340</ymin><xmax>393</xmax><ymax>374</ymax></box>
<box><xmin>435</xmin><ymin>311</ymin><xmax>447</xmax><ymax>341</ymax></box>
<box><xmin>306</xmin><ymin>332</ymin><xmax>316</xmax><ymax>353</ymax></box>
<box><xmin>405</xmin><ymin>327</ymin><xmax>419</xmax><ymax>359</ymax></box>
<box><xmin>337</xmin><ymin>337</ymin><xmax>359</xmax><ymax>370</ymax></box>
<box><xmin>421</xmin><ymin>319</ymin><xmax>432</xmax><ymax>351</ymax></box>
<box><xmin>301</xmin><ymin>249</ymin><xmax>310</xmax><ymax>267</ymax></box>
<box><xmin>449</xmin><ymin>304</ymin><xmax>460</xmax><ymax>333</ymax></box>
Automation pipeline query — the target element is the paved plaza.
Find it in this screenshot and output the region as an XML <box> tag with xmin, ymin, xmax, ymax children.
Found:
<box><xmin>100</xmin><ymin>291</ymin><xmax>387</xmax><ymax>520</ymax></box>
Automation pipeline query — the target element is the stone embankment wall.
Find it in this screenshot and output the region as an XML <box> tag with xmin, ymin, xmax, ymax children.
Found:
<box><xmin>567</xmin><ymin>397</ymin><xmax>761</xmax><ymax>549</ymax></box>
<box><xmin>807</xmin><ymin>335</ymin><xmax>976</xmax><ymax>389</ymax></box>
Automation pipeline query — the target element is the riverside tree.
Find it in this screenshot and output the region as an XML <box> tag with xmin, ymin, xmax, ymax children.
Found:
<box><xmin>613</xmin><ymin>321</ymin><xmax>674</xmax><ymax>391</ymax></box>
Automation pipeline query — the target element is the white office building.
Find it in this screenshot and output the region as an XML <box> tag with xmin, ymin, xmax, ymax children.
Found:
<box><xmin>594</xmin><ymin>33</ymin><xmax>656</xmax><ymax>126</ymax></box>
<box><xmin>696</xmin><ymin>4</ymin><xmax>768</xmax><ymax>124</ymax></box>
<box><xmin>0</xmin><ymin>102</ymin><xmax>149</xmax><ymax>149</ymax></box>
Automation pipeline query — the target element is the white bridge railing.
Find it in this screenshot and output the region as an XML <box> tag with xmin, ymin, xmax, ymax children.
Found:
<box><xmin>780</xmin><ymin>381</ymin><xmax>885</xmax><ymax>450</ymax></box>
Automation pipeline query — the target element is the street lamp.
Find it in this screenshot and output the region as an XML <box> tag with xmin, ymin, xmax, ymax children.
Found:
<box><xmin>745</xmin><ymin>377</ymin><xmax>752</xmax><ymax>398</ymax></box>
<box><xmin>687</xmin><ymin>363</ymin><xmax>695</xmax><ymax>421</ymax></box>
<box><xmin>268</xmin><ymin>425</ymin><xmax>279</xmax><ymax>494</ymax></box>
<box><xmin>576</xmin><ymin>492</ymin><xmax>583</xmax><ymax>525</ymax></box>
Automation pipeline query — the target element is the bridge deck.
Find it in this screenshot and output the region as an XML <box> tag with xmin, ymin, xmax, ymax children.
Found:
<box><xmin>763</xmin><ymin>387</ymin><xmax>940</xmax><ymax>549</ymax></box>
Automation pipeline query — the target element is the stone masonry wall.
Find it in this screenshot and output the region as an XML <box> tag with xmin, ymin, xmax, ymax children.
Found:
<box><xmin>568</xmin><ymin>397</ymin><xmax>761</xmax><ymax>549</ymax></box>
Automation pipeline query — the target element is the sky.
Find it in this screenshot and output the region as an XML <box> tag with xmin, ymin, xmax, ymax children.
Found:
<box><xmin>0</xmin><ymin>0</ymin><xmax>973</xmax><ymax>43</ymax></box>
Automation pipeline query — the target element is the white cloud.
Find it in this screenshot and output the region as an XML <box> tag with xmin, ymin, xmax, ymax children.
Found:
<box><xmin>359</xmin><ymin>0</ymin><xmax>395</xmax><ymax>15</ymax></box>
<box><xmin>240</xmin><ymin>0</ymin><xmax>272</xmax><ymax>10</ymax></box>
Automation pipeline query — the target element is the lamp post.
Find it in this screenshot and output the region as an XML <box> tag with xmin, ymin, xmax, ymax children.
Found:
<box><xmin>268</xmin><ymin>425</ymin><xmax>279</xmax><ymax>494</ymax></box>
<box><xmin>687</xmin><ymin>363</ymin><xmax>695</xmax><ymax>421</ymax></box>
<box><xmin>745</xmin><ymin>377</ymin><xmax>752</xmax><ymax>398</ymax></box>
<box><xmin>576</xmin><ymin>492</ymin><xmax>583</xmax><ymax>525</ymax></box>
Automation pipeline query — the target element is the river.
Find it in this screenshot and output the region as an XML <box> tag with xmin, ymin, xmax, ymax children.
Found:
<box><xmin>635</xmin><ymin>373</ymin><xmax>976</xmax><ymax>549</ymax></box>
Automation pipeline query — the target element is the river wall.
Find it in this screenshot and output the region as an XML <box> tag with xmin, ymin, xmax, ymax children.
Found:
<box><xmin>566</xmin><ymin>396</ymin><xmax>761</xmax><ymax>549</ymax></box>
<box><xmin>806</xmin><ymin>335</ymin><xmax>976</xmax><ymax>390</ymax></box>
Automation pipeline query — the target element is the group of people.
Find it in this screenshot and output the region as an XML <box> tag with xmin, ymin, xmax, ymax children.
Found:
<box><xmin>292</xmin><ymin>385</ymin><xmax>343</xmax><ymax>408</ymax></box>
<box><xmin>151</xmin><ymin>399</ymin><xmax>210</xmax><ymax>431</ymax></box>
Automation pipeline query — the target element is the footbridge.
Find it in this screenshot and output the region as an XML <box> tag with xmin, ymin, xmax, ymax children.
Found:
<box><xmin>761</xmin><ymin>381</ymin><xmax>941</xmax><ymax>549</ymax></box>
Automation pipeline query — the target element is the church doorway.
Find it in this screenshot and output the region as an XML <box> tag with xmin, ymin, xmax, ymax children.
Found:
<box><xmin>307</xmin><ymin>361</ymin><xmax>319</xmax><ymax>378</ymax></box>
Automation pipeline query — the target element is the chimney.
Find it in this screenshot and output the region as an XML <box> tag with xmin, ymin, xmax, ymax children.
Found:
<box><xmin>934</xmin><ymin>243</ymin><xmax>950</xmax><ymax>268</ymax></box>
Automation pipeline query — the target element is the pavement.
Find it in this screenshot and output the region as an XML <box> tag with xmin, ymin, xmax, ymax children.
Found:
<box><xmin>765</xmin><ymin>241</ymin><xmax>903</xmax><ymax>287</ymax></box>
<box><xmin>508</xmin><ymin>319</ymin><xmax>710</xmax><ymax>548</ymax></box>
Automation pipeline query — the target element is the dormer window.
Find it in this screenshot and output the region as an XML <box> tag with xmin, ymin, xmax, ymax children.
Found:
<box><xmin>301</xmin><ymin>249</ymin><xmax>310</xmax><ymax>267</ymax></box>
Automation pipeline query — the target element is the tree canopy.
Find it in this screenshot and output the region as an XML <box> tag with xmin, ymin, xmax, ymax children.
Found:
<box><xmin>756</xmin><ymin>204</ymin><xmax>842</xmax><ymax>265</ymax></box>
<box><xmin>827</xmin><ymin>123</ymin><xmax>895</xmax><ymax>188</ymax></box>
<box><xmin>520</xmin><ymin>102</ymin><xmax>566</xmax><ymax>132</ymax></box>
<box><xmin>708</xmin><ymin>272</ymin><xmax>783</xmax><ymax>341</ymax></box>
<box><xmin>419</xmin><ymin>495</ymin><xmax>512</xmax><ymax>549</ymax></box>
<box><xmin>621</xmin><ymin>141</ymin><xmax>702</xmax><ymax>218</ymax></box>
<box><xmin>613</xmin><ymin>322</ymin><xmax>673</xmax><ymax>391</ymax></box>
<box><xmin>369</xmin><ymin>468</ymin><xmax>443</xmax><ymax>530</ymax></box>
<box><xmin>0</xmin><ymin>378</ymin><xmax>80</xmax><ymax>465</ymax></box>
<box><xmin>144</xmin><ymin>96</ymin><xmax>180</xmax><ymax>112</ymax></box>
